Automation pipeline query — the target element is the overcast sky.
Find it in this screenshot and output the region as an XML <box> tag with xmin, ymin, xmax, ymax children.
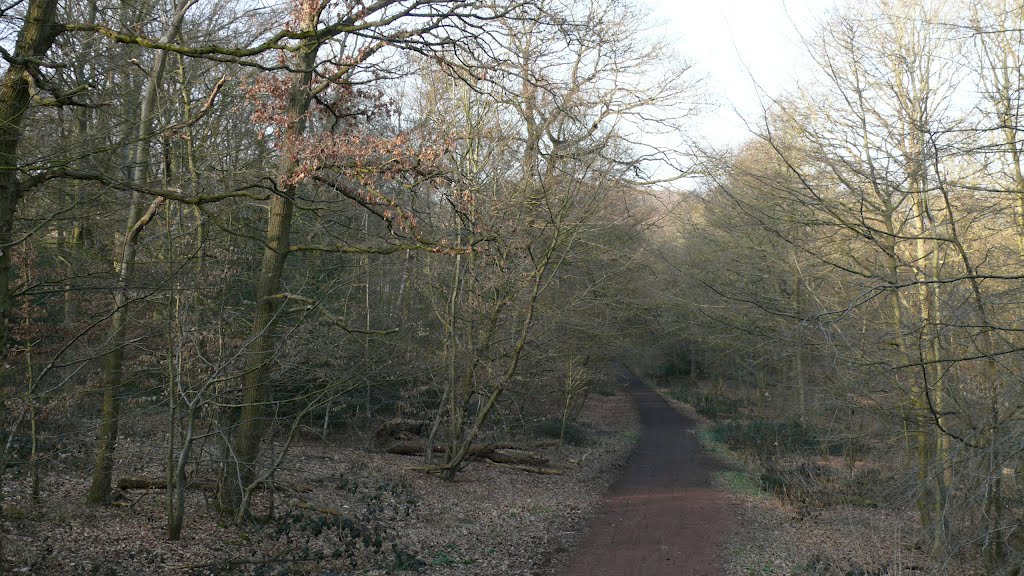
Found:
<box><xmin>643</xmin><ymin>0</ymin><xmax>839</xmax><ymax>148</ymax></box>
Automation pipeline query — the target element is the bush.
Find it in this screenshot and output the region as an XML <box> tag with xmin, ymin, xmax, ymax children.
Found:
<box><xmin>708</xmin><ymin>420</ymin><xmax>841</xmax><ymax>458</ymax></box>
<box><xmin>535</xmin><ymin>418</ymin><xmax>590</xmax><ymax>446</ymax></box>
<box><xmin>591</xmin><ymin>379</ymin><xmax>619</xmax><ymax>397</ymax></box>
<box><xmin>664</xmin><ymin>384</ymin><xmax>739</xmax><ymax>419</ymax></box>
<box><xmin>759</xmin><ymin>460</ymin><xmax>885</xmax><ymax>510</ymax></box>
<box><xmin>653</xmin><ymin>356</ymin><xmax>692</xmax><ymax>379</ymax></box>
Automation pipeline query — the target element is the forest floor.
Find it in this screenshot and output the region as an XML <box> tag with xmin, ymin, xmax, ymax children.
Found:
<box><xmin>4</xmin><ymin>370</ymin><xmax>989</xmax><ymax>576</ymax></box>
<box><xmin>0</xmin><ymin>384</ymin><xmax>640</xmax><ymax>576</ymax></box>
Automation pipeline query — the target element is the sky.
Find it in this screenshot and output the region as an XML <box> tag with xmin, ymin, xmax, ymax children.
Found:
<box><xmin>642</xmin><ymin>0</ymin><xmax>839</xmax><ymax>148</ymax></box>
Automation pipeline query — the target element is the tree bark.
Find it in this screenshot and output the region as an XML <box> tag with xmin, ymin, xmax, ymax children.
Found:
<box><xmin>87</xmin><ymin>0</ymin><xmax>194</xmax><ymax>505</ymax></box>
<box><xmin>0</xmin><ymin>0</ymin><xmax>61</xmax><ymax>359</ymax></box>
<box><xmin>0</xmin><ymin>5</ymin><xmax>60</xmax><ymax>567</ymax></box>
<box><xmin>88</xmin><ymin>196</ymin><xmax>164</xmax><ymax>504</ymax></box>
<box><xmin>216</xmin><ymin>33</ymin><xmax>317</xmax><ymax>520</ymax></box>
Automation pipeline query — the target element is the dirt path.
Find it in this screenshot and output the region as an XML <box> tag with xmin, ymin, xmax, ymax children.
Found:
<box><xmin>560</xmin><ymin>370</ymin><xmax>733</xmax><ymax>576</ymax></box>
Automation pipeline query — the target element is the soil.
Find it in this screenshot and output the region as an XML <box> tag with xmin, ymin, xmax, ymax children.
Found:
<box><xmin>558</xmin><ymin>369</ymin><xmax>734</xmax><ymax>576</ymax></box>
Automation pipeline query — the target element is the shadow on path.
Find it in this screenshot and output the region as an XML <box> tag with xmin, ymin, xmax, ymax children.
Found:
<box><xmin>561</xmin><ymin>367</ymin><xmax>733</xmax><ymax>576</ymax></box>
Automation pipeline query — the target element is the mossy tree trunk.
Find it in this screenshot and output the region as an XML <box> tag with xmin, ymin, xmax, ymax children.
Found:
<box><xmin>216</xmin><ymin>34</ymin><xmax>317</xmax><ymax>521</ymax></box>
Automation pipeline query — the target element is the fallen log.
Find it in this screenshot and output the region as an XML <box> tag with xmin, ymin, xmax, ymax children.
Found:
<box><xmin>385</xmin><ymin>441</ymin><xmax>497</xmax><ymax>459</ymax></box>
<box><xmin>386</xmin><ymin>442</ymin><xmax>552</xmax><ymax>467</ymax></box>
<box><xmin>385</xmin><ymin>440</ymin><xmax>443</xmax><ymax>456</ymax></box>
<box><xmin>117</xmin><ymin>477</ymin><xmax>217</xmax><ymax>491</ymax></box>
<box><xmin>488</xmin><ymin>448</ymin><xmax>551</xmax><ymax>467</ymax></box>
<box><xmin>374</xmin><ymin>419</ymin><xmax>429</xmax><ymax>442</ymax></box>
<box><xmin>484</xmin><ymin>459</ymin><xmax>563</xmax><ymax>475</ymax></box>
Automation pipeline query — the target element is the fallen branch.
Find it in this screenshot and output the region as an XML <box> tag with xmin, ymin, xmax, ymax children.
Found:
<box><xmin>488</xmin><ymin>448</ymin><xmax>551</xmax><ymax>467</ymax></box>
<box><xmin>117</xmin><ymin>477</ymin><xmax>216</xmax><ymax>491</ymax></box>
<box><xmin>484</xmin><ymin>459</ymin><xmax>563</xmax><ymax>475</ymax></box>
<box><xmin>385</xmin><ymin>441</ymin><xmax>494</xmax><ymax>458</ymax></box>
<box><xmin>385</xmin><ymin>440</ymin><xmax>444</xmax><ymax>456</ymax></box>
<box><xmin>385</xmin><ymin>442</ymin><xmax>551</xmax><ymax>468</ymax></box>
<box><xmin>375</xmin><ymin>419</ymin><xmax>429</xmax><ymax>441</ymax></box>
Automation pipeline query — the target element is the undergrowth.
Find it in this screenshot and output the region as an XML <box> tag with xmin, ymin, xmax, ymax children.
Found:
<box><xmin>662</xmin><ymin>383</ymin><xmax>740</xmax><ymax>420</ymax></box>
<box><xmin>659</xmin><ymin>378</ymin><xmax>882</xmax><ymax>511</ymax></box>
<box><xmin>695</xmin><ymin>427</ymin><xmax>765</xmax><ymax>498</ymax></box>
<box><xmin>707</xmin><ymin>419</ymin><xmax>847</xmax><ymax>457</ymax></box>
<box><xmin>535</xmin><ymin>418</ymin><xmax>591</xmax><ymax>446</ymax></box>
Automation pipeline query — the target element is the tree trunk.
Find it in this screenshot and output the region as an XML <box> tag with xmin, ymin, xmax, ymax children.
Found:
<box><xmin>87</xmin><ymin>0</ymin><xmax>193</xmax><ymax>505</ymax></box>
<box><xmin>87</xmin><ymin>196</ymin><xmax>164</xmax><ymax>504</ymax></box>
<box><xmin>217</xmin><ymin>191</ymin><xmax>294</xmax><ymax>515</ymax></box>
<box><xmin>217</xmin><ymin>35</ymin><xmax>317</xmax><ymax>520</ymax></box>
<box><xmin>0</xmin><ymin>0</ymin><xmax>60</xmax><ymax>359</ymax></box>
<box><xmin>792</xmin><ymin>265</ymin><xmax>805</xmax><ymax>420</ymax></box>
<box><xmin>168</xmin><ymin>404</ymin><xmax>197</xmax><ymax>539</ymax></box>
<box><xmin>0</xmin><ymin>4</ymin><xmax>59</xmax><ymax>566</ymax></box>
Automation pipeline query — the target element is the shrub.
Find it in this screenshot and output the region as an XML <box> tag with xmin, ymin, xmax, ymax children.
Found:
<box><xmin>653</xmin><ymin>357</ymin><xmax>691</xmax><ymax>379</ymax></box>
<box><xmin>759</xmin><ymin>460</ymin><xmax>885</xmax><ymax>509</ymax></box>
<box><xmin>664</xmin><ymin>384</ymin><xmax>739</xmax><ymax>419</ymax></box>
<box><xmin>535</xmin><ymin>418</ymin><xmax>590</xmax><ymax>446</ymax></box>
<box><xmin>708</xmin><ymin>420</ymin><xmax>840</xmax><ymax>458</ymax></box>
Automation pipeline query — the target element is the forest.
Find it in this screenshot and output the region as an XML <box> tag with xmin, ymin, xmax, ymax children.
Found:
<box><xmin>3</xmin><ymin>0</ymin><xmax>1024</xmax><ymax>574</ymax></box>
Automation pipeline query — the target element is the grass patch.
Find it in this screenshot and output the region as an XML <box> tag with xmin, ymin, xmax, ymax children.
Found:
<box><xmin>425</xmin><ymin>545</ymin><xmax>475</xmax><ymax>567</ymax></box>
<box><xmin>697</xmin><ymin>428</ymin><xmax>733</xmax><ymax>461</ymax></box>
<box><xmin>653</xmin><ymin>378</ymin><xmax>877</xmax><ymax>507</ymax></box>
<box><xmin>695</xmin><ymin>428</ymin><xmax>767</xmax><ymax>499</ymax></box>
<box><xmin>715</xmin><ymin>469</ymin><xmax>763</xmax><ymax>497</ymax></box>
<box><xmin>623</xmin><ymin>429</ymin><xmax>641</xmax><ymax>445</ymax></box>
